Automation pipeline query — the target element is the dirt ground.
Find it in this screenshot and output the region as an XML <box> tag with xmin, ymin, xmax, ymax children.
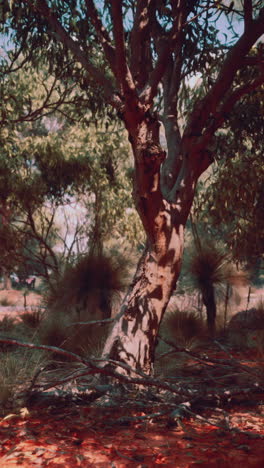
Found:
<box><xmin>0</xmin><ymin>287</ymin><xmax>264</xmax><ymax>467</ymax></box>
<box><xmin>0</xmin><ymin>289</ymin><xmax>43</xmax><ymax>321</ymax></box>
<box><xmin>0</xmin><ymin>400</ymin><xmax>264</xmax><ymax>467</ymax></box>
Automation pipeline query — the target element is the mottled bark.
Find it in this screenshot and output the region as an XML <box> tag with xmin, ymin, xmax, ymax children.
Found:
<box><xmin>102</xmin><ymin>111</ymin><xmax>207</xmax><ymax>375</ymax></box>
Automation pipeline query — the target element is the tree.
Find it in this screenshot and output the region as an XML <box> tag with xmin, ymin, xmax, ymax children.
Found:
<box><xmin>192</xmin><ymin>80</ymin><xmax>264</xmax><ymax>269</ymax></box>
<box><xmin>1</xmin><ymin>1</ymin><xmax>264</xmax><ymax>375</ymax></box>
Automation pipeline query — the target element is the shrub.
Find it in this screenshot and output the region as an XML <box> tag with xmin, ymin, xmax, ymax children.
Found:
<box><xmin>45</xmin><ymin>252</ymin><xmax>131</xmax><ymax>322</ymax></box>
<box><xmin>228</xmin><ymin>300</ymin><xmax>264</xmax><ymax>350</ymax></box>
<box><xmin>0</xmin><ymin>350</ymin><xmax>45</xmax><ymax>413</ymax></box>
<box><xmin>40</xmin><ymin>312</ymin><xmax>110</xmax><ymax>358</ymax></box>
<box><xmin>155</xmin><ymin>310</ymin><xmax>206</xmax><ymax>377</ymax></box>
<box><xmin>0</xmin><ymin>315</ymin><xmax>17</xmax><ymax>332</ymax></box>
<box><xmin>160</xmin><ymin>309</ymin><xmax>206</xmax><ymax>346</ymax></box>
<box><xmin>20</xmin><ymin>309</ymin><xmax>45</xmax><ymax>329</ymax></box>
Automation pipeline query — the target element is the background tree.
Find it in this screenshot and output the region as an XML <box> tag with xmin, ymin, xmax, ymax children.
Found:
<box><xmin>1</xmin><ymin>0</ymin><xmax>264</xmax><ymax>375</ymax></box>
<box><xmin>0</xmin><ymin>59</ymin><xmax>143</xmax><ymax>288</ymax></box>
<box><xmin>192</xmin><ymin>74</ymin><xmax>264</xmax><ymax>276</ymax></box>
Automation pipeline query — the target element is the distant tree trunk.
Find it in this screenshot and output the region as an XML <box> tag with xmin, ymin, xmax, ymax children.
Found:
<box><xmin>0</xmin><ymin>201</ymin><xmax>12</xmax><ymax>290</ymax></box>
<box><xmin>201</xmin><ymin>285</ymin><xmax>217</xmax><ymax>335</ymax></box>
<box><xmin>3</xmin><ymin>269</ymin><xmax>11</xmax><ymax>290</ymax></box>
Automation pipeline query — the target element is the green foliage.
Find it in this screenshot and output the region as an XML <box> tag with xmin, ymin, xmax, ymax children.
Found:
<box><xmin>0</xmin><ymin>349</ymin><xmax>45</xmax><ymax>412</ymax></box>
<box><xmin>192</xmin><ymin>73</ymin><xmax>264</xmax><ymax>265</ymax></box>
<box><xmin>200</xmin><ymin>152</ymin><xmax>264</xmax><ymax>264</ymax></box>
<box><xmin>0</xmin><ymin>61</ymin><xmax>143</xmax><ymax>280</ymax></box>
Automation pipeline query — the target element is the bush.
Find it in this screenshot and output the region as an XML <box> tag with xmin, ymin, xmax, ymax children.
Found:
<box><xmin>20</xmin><ymin>309</ymin><xmax>44</xmax><ymax>329</ymax></box>
<box><xmin>40</xmin><ymin>312</ymin><xmax>110</xmax><ymax>358</ymax></box>
<box><xmin>45</xmin><ymin>252</ymin><xmax>130</xmax><ymax>322</ymax></box>
<box><xmin>0</xmin><ymin>315</ymin><xmax>17</xmax><ymax>332</ymax></box>
<box><xmin>155</xmin><ymin>310</ymin><xmax>206</xmax><ymax>377</ymax></box>
<box><xmin>0</xmin><ymin>349</ymin><xmax>45</xmax><ymax>413</ymax></box>
<box><xmin>160</xmin><ymin>309</ymin><xmax>206</xmax><ymax>346</ymax></box>
<box><xmin>228</xmin><ymin>300</ymin><xmax>264</xmax><ymax>351</ymax></box>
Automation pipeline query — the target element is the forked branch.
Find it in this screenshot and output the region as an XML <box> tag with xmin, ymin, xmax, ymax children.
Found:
<box><xmin>110</xmin><ymin>0</ymin><xmax>137</xmax><ymax>100</ymax></box>
<box><xmin>84</xmin><ymin>0</ymin><xmax>116</xmax><ymax>70</ymax></box>
<box><xmin>32</xmin><ymin>0</ymin><xmax>121</xmax><ymax>109</ymax></box>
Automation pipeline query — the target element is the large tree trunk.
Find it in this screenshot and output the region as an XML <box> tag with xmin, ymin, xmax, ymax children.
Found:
<box><xmin>103</xmin><ymin>231</ymin><xmax>184</xmax><ymax>375</ymax></box>
<box><xmin>102</xmin><ymin>113</ymin><xmax>205</xmax><ymax>376</ymax></box>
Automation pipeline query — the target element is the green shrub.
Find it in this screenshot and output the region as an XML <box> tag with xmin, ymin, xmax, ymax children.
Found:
<box><xmin>0</xmin><ymin>350</ymin><xmax>45</xmax><ymax>413</ymax></box>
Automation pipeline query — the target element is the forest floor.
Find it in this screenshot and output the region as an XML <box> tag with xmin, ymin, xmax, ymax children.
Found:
<box><xmin>0</xmin><ymin>288</ymin><xmax>264</xmax><ymax>467</ymax></box>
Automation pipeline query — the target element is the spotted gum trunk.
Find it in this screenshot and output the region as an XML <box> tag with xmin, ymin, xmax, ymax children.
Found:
<box><xmin>102</xmin><ymin>113</ymin><xmax>204</xmax><ymax>376</ymax></box>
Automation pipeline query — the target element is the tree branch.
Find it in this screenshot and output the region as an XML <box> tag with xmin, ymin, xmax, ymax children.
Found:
<box><xmin>130</xmin><ymin>0</ymin><xmax>152</xmax><ymax>90</ymax></box>
<box><xmin>84</xmin><ymin>0</ymin><xmax>116</xmax><ymax>71</ymax></box>
<box><xmin>185</xmin><ymin>6</ymin><xmax>264</xmax><ymax>140</ymax></box>
<box><xmin>201</xmin><ymin>72</ymin><xmax>264</xmax><ymax>145</ymax></box>
<box><xmin>31</xmin><ymin>0</ymin><xmax>121</xmax><ymax>109</ymax></box>
<box><xmin>0</xmin><ymin>337</ymin><xmax>193</xmax><ymax>396</ymax></box>
<box><xmin>244</xmin><ymin>0</ymin><xmax>253</xmax><ymax>32</ymax></box>
<box><xmin>110</xmin><ymin>0</ymin><xmax>137</xmax><ymax>100</ymax></box>
<box><xmin>141</xmin><ymin>1</ymin><xmax>218</xmax><ymax>105</ymax></box>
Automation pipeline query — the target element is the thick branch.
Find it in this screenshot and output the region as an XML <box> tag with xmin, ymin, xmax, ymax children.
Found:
<box><xmin>32</xmin><ymin>0</ymin><xmax>121</xmax><ymax>109</ymax></box>
<box><xmin>141</xmin><ymin>1</ymin><xmax>214</xmax><ymax>105</ymax></box>
<box><xmin>110</xmin><ymin>0</ymin><xmax>137</xmax><ymax>100</ymax></box>
<box><xmin>201</xmin><ymin>73</ymin><xmax>264</xmax><ymax>145</ymax></box>
<box><xmin>186</xmin><ymin>7</ymin><xmax>264</xmax><ymax>138</ymax></box>
<box><xmin>130</xmin><ymin>0</ymin><xmax>152</xmax><ymax>90</ymax></box>
<box><xmin>84</xmin><ymin>0</ymin><xmax>116</xmax><ymax>71</ymax></box>
<box><xmin>244</xmin><ymin>0</ymin><xmax>253</xmax><ymax>32</ymax></box>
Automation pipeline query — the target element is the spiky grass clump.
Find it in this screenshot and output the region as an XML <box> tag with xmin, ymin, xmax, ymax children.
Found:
<box><xmin>160</xmin><ymin>309</ymin><xmax>206</xmax><ymax>346</ymax></box>
<box><xmin>187</xmin><ymin>240</ymin><xmax>248</xmax><ymax>293</ymax></box>
<box><xmin>20</xmin><ymin>309</ymin><xmax>44</xmax><ymax>329</ymax></box>
<box><xmin>40</xmin><ymin>312</ymin><xmax>111</xmax><ymax>358</ymax></box>
<box><xmin>155</xmin><ymin>310</ymin><xmax>206</xmax><ymax>377</ymax></box>
<box><xmin>40</xmin><ymin>252</ymin><xmax>130</xmax><ymax>359</ymax></box>
<box><xmin>46</xmin><ymin>252</ymin><xmax>130</xmax><ymax>321</ymax></box>
<box><xmin>0</xmin><ymin>350</ymin><xmax>45</xmax><ymax>413</ymax></box>
<box><xmin>186</xmin><ymin>240</ymin><xmax>248</xmax><ymax>332</ymax></box>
